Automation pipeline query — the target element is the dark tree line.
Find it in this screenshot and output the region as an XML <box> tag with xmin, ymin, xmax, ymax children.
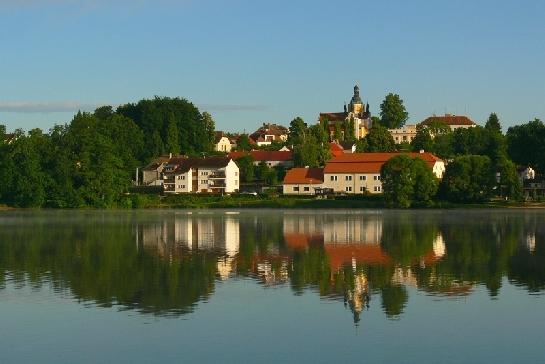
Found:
<box><xmin>0</xmin><ymin>97</ymin><xmax>216</xmax><ymax>207</ymax></box>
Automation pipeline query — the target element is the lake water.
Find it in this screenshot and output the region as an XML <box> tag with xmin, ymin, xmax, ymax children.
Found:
<box><xmin>0</xmin><ymin>209</ymin><xmax>544</xmax><ymax>363</ymax></box>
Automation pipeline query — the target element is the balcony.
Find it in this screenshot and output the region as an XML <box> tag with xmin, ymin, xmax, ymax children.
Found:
<box><xmin>208</xmin><ymin>172</ymin><xmax>226</xmax><ymax>179</ymax></box>
<box><xmin>208</xmin><ymin>180</ymin><xmax>226</xmax><ymax>188</ymax></box>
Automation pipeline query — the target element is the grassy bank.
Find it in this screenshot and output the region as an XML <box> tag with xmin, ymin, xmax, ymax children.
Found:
<box><xmin>118</xmin><ymin>193</ymin><xmax>545</xmax><ymax>209</ymax></box>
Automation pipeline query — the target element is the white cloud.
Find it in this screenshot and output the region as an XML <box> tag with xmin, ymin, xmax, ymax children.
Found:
<box><xmin>0</xmin><ymin>101</ymin><xmax>100</xmax><ymax>113</ymax></box>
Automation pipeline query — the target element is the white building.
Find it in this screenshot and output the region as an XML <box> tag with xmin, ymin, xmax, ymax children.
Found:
<box><xmin>214</xmin><ymin>132</ymin><xmax>233</xmax><ymax>153</ymax></box>
<box><xmin>162</xmin><ymin>156</ymin><xmax>239</xmax><ymax>194</ymax></box>
<box><xmin>321</xmin><ymin>152</ymin><xmax>445</xmax><ymax>195</ymax></box>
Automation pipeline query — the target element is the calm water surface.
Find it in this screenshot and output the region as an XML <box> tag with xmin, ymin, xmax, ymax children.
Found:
<box><xmin>1</xmin><ymin>209</ymin><xmax>544</xmax><ymax>363</ymax></box>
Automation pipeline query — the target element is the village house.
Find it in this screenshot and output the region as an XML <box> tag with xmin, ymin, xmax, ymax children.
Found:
<box><xmin>162</xmin><ymin>156</ymin><xmax>239</xmax><ymax>194</ymax></box>
<box><xmin>322</xmin><ymin>152</ymin><xmax>445</xmax><ymax>194</ymax></box>
<box><xmin>249</xmin><ymin>123</ymin><xmax>289</xmax><ymax>146</ymax></box>
<box><xmin>420</xmin><ymin>114</ymin><xmax>477</xmax><ymax>130</ymax></box>
<box><xmin>389</xmin><ymin>124</ymin><xmax>417</xmax><ymax>144</ymax></box>
<box><xmin>282</xmin><ymin>167</ymin><xmax>324</xmax><ymax>195</ymax></box>
<box><xmin>229</xmin><ymin>150</ymin><xmax>294</xmax><ymax>168</ymax></box>
<box><xmin>319</xmin><ymin>85</ymin><xmax>373</xmax><ymax>140</ymax></box>
<box><xmin>214</xmin><ymin>131</ymin><xmax>233</xmax><ymax>153</ymax></box>
<box><xmin>140</xmin><ymin>155</ymin><xmax>171</xmax><ymax>186</ymax></box>
<box><xmin>282</xmin><ymin>152</ymin><xmax>445</xmax><ymax>195</ymax></box>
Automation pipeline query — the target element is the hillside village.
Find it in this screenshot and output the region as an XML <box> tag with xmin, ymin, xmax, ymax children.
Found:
<box><xmin>135</xmin><ymin>85</ymin><xmax>544</xmax><ymax>204</ymax></box>
<box><xmin>1</xmin><ymin>86</ymin><xmax>544</xmax><ymax>208</ymax></box>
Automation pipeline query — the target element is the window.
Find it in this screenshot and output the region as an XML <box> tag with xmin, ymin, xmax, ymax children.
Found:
<box><xmin>201</xmin><ymin>171</ymin><xmax>208</xmax><ymax>176</ymax></box>
<box><xmin>178</xmin><ymin>185</ymin><xmax>185</xmax><ymax>189</ymax></box>
<box><xmin>345</xmin><ymin>175</ymin><xmax>352</xmax><ymax>181</ymax></box>
<box><xmin>374</xmin><ymin>175</ymin><xmax>381</xmax><ymax>181</ymax></box>
<box><xmin>360</xmin><ymin>186</ymin><xmax>366</xmax><ymax>192</ymax></box>
<box><xmin>304</xmin><ymin>187</ymin><xmax>310</xmax><ymax>192</ymax></box>
<box><xmin>235</xmin><ymin>180</ymin><xmax>238</xmax><ymax>185</ymax></box>
<box><xmin>345</xmin><ymin>186</ymin><xmax>352</xmax><ymax>192</ymax></box>
<box><xmin>374</xmin><ymin>186</ymin><xmax>381</xmax><ymax>192</ymax></box>
<box><xmin>235</xmin><ymin>172</ymin><xmax>238</xmax><ymax>176</ymax></box>
<box><xmin>330</xmin><ymin>175</ymin><xmax>338</xmax><ymax>181</ymax></box>
<box><xmin>293</xmin><ymin>186</ymin><xmax>299</xmax><ymax>192</ymax></box>
<box><xmin>201</xmin><ymin>180</ymin><xmax>208</xmax><ymax>184</ymax></box>
<box><xmin>359</xmin><ymin>175</ymin><xmax>366</xmax><ymax>181</ymax></box>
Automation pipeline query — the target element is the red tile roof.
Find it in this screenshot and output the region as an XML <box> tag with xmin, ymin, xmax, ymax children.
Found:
<box><xmin>283</xmin><ymin>167</ymin><xmax>324</xmax><ymax>184</ymax></box>
<box><xmin>229</xmin><ymin>150</ymin><xmax>293</xmax><ymax>162</ymax></box>
<box><xmin>420</xmin><ymin>115</ymin><xmax>476</xmax><ymax>126</ymax></box>
<box><xmin>320</xmin><ymin>112</ymin><xmax>348</xmax><ymax>122</ymax></box>
<box><xmin>329</xmin><ymin>142</ymin><xmax>345</xmax><ymax>157</ymax></box>
<box><xmin>323</xmin><ymin>152</ymin><xmax>442</xmax><ymax>174</ymax></box>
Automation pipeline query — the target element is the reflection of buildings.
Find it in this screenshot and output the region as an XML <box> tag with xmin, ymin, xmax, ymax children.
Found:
<box><xmin>136</xmin><ymin>213</ymin><xmax>240</xmax><ymax>279</ymax></box>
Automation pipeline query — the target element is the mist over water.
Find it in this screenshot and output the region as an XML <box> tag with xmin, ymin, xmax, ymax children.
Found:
<box><xmin>1</xmin><ymin>209</ymin><xmax>544</xmax><ymax>363</ymax></box>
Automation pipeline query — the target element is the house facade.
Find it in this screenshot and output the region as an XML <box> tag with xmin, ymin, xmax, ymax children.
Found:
<box><xmin>214</xmin><ymin>132</ymin><xmax>233</xmax><ymax>153</ymax></box>
<box><xmin>282</xmin><ymin>167</ymin><xmax>324</xmax><ymax>195</ymax></box>
<box><xmin>389</xmin><ymin>125</ymin><xmax>417</xmax><ymax>144</ymax></box>
<box><xmin>162</xmin><ymin>156</ymin><xmax>239</xmax><ymax>194</ymax></box>
<box><xmin>322</xmin><ymin>153</ymin><xmax>445</xmax><ymax>194</ymax></box>
<box><xmin>249</xmin><ymin>123</ymin><xmax>289</xmax><ymax>146</ymax></box>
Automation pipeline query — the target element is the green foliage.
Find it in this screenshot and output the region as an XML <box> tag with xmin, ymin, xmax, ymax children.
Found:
<box><xmin>506</xmin><ymin>119</ymin><xmax>545</xmax><ymax>173</ymax></box>
<box><xmin>440</xmin><ymin>155</ymin><xmax>495</xmax><ymax>203</ymax></box>
<box><xmin>355</xmin><ymin>138</ymin><xmax>368</xmax><ymax>152</ymax></box>
<box><xmin>293</xmin><ymin>121</ymin><xmax>330</xmax><ymax>167</ymax></box>
<box><xmin>235</xmin><ymin>155</ymin><xmax>255</xmax><ymax>182</ymax></box>
<box><xmin>117</xmin><ymin>96</ymin><xmax>214</xmax><ymax>159</ymax></box>
<box><xmin>287</xmin><ymin>117</ymin><xmax>307</xmax><ymax>146</ymax></box>
<box><xmin>485</xmin><ymin>113</ymin><xmax>502</xmax><ymax>133</ymax></box>
<box><xmin>380</xmin><ymin>155</ymin><xmax>438</xmax><ymax>207</ymax></box>
<box><xmin>365</xmin><ymin>124</ymin><xmax>396</xmax><ymax>152</ymax></box>
<box><xmin>235</xmin><ymin>134</ymin><xmax>253</xmax><ymax>151</ymax></box>
<box><xmin>410</xmin><ymin>125</ymin><xmax>433</xmax><ymax>152</ymax></box>
<box><xmin>379</xmin><ymin>93</ymin><xmax>409</xmax><ymax>128</ymax></box>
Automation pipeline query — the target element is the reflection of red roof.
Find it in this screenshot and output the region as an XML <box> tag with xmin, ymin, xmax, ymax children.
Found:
<box><xmin>325</xmin><ymin>244</ymin><xmax>391</xmax><ymax>271</ymax></box>
<box><xmin>229</xmin><ymin>150</ymin><xmax>293</xmax><ymax>162</ymax></box>
<box><xmin>323</xmin><ymin>152</ymin><xmax>442</xmax><ymax>173</ymax></box>
<box><xmin>284</xmin><ymin>233</ymin><xmax>324</xmax><ymax>250</ymax></box>
<box><xmin>283</xmin><ymin>168</ymin><xmax>324</xmax><ymax>184</ymax></box>
<box><xmin>420</xmin><ymin>115</ymin><xmax>476</xmax><ymax>126</ymax></box>
<box><xmin>330</xmin><ymin>143</ymin><xmax>344</xmax><ymax>157</ymax></box>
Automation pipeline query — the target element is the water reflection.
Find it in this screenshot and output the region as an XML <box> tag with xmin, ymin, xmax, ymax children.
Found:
<box><xmin>0</xmin><ymin>210</ymin><xmax>544</xmax><ymax>324</ymax></box>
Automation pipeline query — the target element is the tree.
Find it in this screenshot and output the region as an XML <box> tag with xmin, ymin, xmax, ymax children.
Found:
<box><xmin>379</xmin><ymin>93</ymin><xmax>408</xmax><ymax>129</ymax></box>
<box><xmin>485</xmin><ymin>113</ymin><xmax>502</xmax><ymax>134</ymax></box>
<box><xmin>235</xmin><ymin>134</ymin><xmax>253</xmax><ymax>152</ymax></box>
<box><xmin>439</xmin><ymin>155</ymin><xmax>495</xmax><ymax>203</ymax></box>
<box><xmin>235</xmin><ymin>155</ymin><xmax>254</xmax><ymax>182</ymax></box>
<box><xmin>287</xmin><ymin>117</ymin><xmax>307</xmax><ymax>146</ymax></box>
<box><xmin>355</xmin><ymin>138</ymin><xmax>368</xmax><ymax>153</ymax></box>
<box><xmin>202</xmin><ymin>112</ymin><xmax>216</xmax><ymax>152</ymax></box>
<box><xmin>165</xmin><ymin>115</ymin><xmax>180</xmax><ymax>155</ymax></box>
<box><xmin>506</xmin><ymin>119</ymin><xmax>545</xmax><ymax>173</ymax></box>
<box><xmin>380</xmin><ymin>155</ymin><xmax>438</xmax><ymax>207</ymax></box>
<box><xmin>411</xmin><ymin>125</ymin><xmax>433</xmax><ymax>152</ymax></box>
<box><xmin>495</xmin><ymin>158</ymin><xmax>522</xmax><ymax>200</ymax></box>
<box><xmin>365</xmin><ymin>124</ymin><xmax>396</xmax><ymax>152</ymax></box>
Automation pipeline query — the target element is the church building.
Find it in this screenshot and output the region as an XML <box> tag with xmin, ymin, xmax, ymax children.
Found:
<box><xmin>319</xmin><ymin>85</ymin><xmax>373</xmax><ymax>140</ymax></box>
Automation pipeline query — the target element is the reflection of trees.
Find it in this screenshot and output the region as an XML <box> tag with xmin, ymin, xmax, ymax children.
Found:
<box><xmin>0</xmin><ymin>213</ymin><xmax>218</xmax><ymax>316</ymax></box>
<box><xmin>1</xmin><ymin>210</ymin><xmax>545</xmax><ymax>324</ymax></box>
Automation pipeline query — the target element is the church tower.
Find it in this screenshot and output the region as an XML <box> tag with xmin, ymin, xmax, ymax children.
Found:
<box><xmin>349</xmin><ymin>85</ymin><xmax>364</xmax><ymax>114</ymax></box>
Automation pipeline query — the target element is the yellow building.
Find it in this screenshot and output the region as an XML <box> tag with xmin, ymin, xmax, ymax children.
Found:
<box><xmin>319</xmin><ymin>85</ymin><xmax>373</xmax><ymax>140</ymax></box>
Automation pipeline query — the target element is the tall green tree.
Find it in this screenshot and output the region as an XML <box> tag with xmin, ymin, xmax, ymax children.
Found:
<box><xmin>485</xmin><ymin>113</ymin><xmax>502</xmax><ymax>133</ymax></box>
<box><xmin>380</xmin><ymin>155</ymin><xmax>438</xmax><ymax>207</ymax></box>
<box><xmin>287</xmin><ymin>117</ymin><xmax>308</xmax><ymax>146</ymax></box>
<box><xmin>411</xmin><ymin>125</ymin><xmax>433</xmax><ymax>152</ymax></box>
<box><xmin>165</xmin><ymin>114</ymin><xmax>180</xmax><ymax>155</ymax></box>
<box><xmin>439</xmin><ymin>155</ymin><xmax>495</xmax><ymax>203</ymax></box>
<box><xmin>379</xmin><ymin>93</ymin><xmax>409</xmax><ymax>129</ymax></box>
<box><xmin>365</xmin><ymin>124</ymin><xmax>396</xmax><ymax>152</ymax></box>
<box><xmin>506</xmin><ymin>119</ymin><xmax>545</xmax><ymax>173</ymax></box>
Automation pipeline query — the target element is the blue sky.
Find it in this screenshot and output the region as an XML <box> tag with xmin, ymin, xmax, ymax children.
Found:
<box><xmin>1</xmin><ymin>0</ymin><xmax>545</xmax><ymax>133</ymax></box>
